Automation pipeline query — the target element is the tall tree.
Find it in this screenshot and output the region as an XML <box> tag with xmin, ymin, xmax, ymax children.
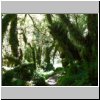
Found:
<box><xmin>2</xmin><ymin>14</ymin><xmax>16</xmax><ymax>42</ymax></box>
<box><xmin>9</xmin><ymin>14</ymin><xmax>19</xmax><ymax>58</ymax></box>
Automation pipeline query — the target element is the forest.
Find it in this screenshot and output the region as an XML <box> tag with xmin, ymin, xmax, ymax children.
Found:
<box><xmin>2</xmin><ymin>14</ymin><xmax>98</xmax><ymax>86</ymax></box>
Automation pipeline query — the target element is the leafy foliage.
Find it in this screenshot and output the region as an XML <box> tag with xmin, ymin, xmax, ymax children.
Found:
<box><xmin>57</xmin><ymin>61</ymin><xmax>98</xmax><ymax>86</ymax></box>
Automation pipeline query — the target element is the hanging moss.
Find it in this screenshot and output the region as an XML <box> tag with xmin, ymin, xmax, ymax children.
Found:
<box><xmin>9</xmin><ymin>14</ymin><xmax>19</xmax><ymax>57</ymax></box>
<box><xmin>28</xmin><ymin>43</ymin><xmax>37</xmax><ymax>69</ymax></box>
<box><xmin>58</xmin><ymin>14</ymin><xmax>86</xmax><ymax>47</ymax></box>
<box><xmin>24</xmin><ymin>46</ymin><xmax>33</xmax><ymax>62</ymax></box>
<box><xmin>36</xmin><ymin>46</ymin><xmax>42</xmax><ymax>66</ymax></box>
<box><xmin>2</xmin><ymin>14</ymin><xmax>16</xmax><ymax>42</ymax></box>
<box><xmin>32</xmin><ymin>47</ymin><xmax>36</xmax><ymax>69</ymax></box>
<box><xmin>52</xmin><ymin>44</ymin><xmax>59</xmax><ymax>64</ymax></box>
<box><xmin>22</xmin><ymin>33</ymin><xmax>27</xmax><ymax>44</ymax></box>
<box><xmin>46</xmin><ymin>14</ymin><xmax>53</xmax><ymax>24</ymax></box>
<box><xmin>50</xmin><ymin>21</ymin><xmax>81</xmax><ymax>61</ymax></box>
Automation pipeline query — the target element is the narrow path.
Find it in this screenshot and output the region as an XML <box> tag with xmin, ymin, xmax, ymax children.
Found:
<box><xmin>46</xmin><ymin>74</ymin><xmax>61</xmax><ymax>86</ymax></box>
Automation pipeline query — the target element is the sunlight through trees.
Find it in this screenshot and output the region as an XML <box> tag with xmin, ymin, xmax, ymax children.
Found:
<box><xmin>2</xmin><ymin>14</ymin><xmax>98</xmax><ymax>86</ymax></box>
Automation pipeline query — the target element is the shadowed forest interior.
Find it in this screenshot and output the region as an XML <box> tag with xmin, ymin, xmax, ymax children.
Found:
<box><xmin>2</xmin><ymin>14</ymin><xmax>98</xmax><ymax>86</ymax></box>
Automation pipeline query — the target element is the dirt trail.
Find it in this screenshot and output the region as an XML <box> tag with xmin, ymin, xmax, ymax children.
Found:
<box><xmin>46</xmin><ymin>74</ymin><xmax>61</xmax><ymax>86</ymax></box>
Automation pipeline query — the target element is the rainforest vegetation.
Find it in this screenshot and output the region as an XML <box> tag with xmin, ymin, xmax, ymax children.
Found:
<box><xmin>2</xmin><ymin>14</ymin><xmax>98</xmax><ymax>86</ymax></box>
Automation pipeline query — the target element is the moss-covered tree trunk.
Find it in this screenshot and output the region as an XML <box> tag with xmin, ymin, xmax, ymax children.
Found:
<box><xmin>36</xmin><ymin>46</ymin><xmax>42</xmax><ymax>66</ymax></box>
<box><xmin>46</xmin><ymin>14</ymin><xmax>81</xmax><ymax>67</ymax></box>
<box><xmin>9</xmin><ymin>14</ymin><xmax>19</xmax><ymax>58</ymax></box>
<box><xmin>2</xmin><ymin>14</ymin><xmax>17</xmax><ymax>42</ymax></box>
<box><xmin>86</xmin><ymin>14</ymin><xmax>98</xmax><ymax>85</ymax></box>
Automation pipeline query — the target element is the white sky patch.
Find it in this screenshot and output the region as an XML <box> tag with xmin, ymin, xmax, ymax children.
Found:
<box><xmin>83</xmin><ymin>28</ymin><xmax>88</xmax><ymax>37</ymax></box>
<box><xmin>53</xmin><ymin>52</ymin><xmax>62</xmax><ymax>69</ymax></box>
<box><xmin>53</xmin><ymin>58</ymin><xmax>62</xmax><ymax>69</ymax></box>
<box><xmin>33</xmin><ymin>14</ymin><xmax>44</xmax><ymax>21</ymax></box>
